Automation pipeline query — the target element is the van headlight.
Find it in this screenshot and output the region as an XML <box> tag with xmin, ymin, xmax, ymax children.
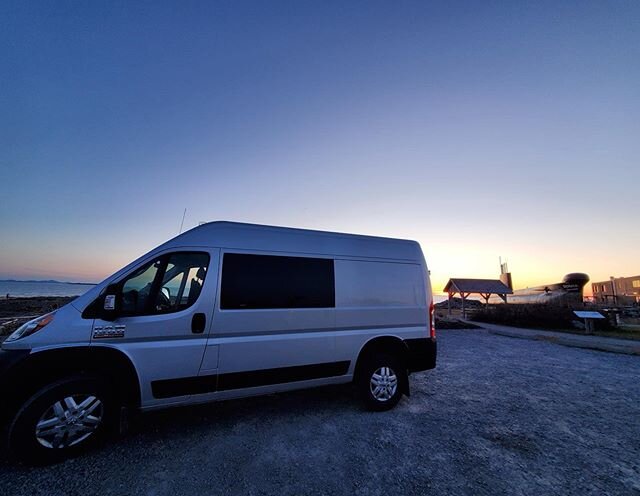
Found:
<box><xmin>5</xmin><ymin>313</ymin><xmax>55</xmax><ymax>343</ymax></box>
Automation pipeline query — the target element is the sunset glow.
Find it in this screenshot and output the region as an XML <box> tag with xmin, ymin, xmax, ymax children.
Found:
<box><xmin>1</xmin><ymin>2</ymin><xmax>638</xmax><ymax>291</ymax></box>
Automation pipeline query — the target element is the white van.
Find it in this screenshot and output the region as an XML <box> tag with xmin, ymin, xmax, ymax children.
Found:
<box><xmin>0</xmin><ymin>222</ymin><xmax>436</xmax><ymax>463</ymax></box>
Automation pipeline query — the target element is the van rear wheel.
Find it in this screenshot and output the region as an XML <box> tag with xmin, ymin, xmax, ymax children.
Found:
<box><xmin>357</xmin><ymin>352</ymin><xmax>406</xmax><ymax>411</ymax></box>
<box><xmin>8</xmin><ymin>376</ymin><xmax>115</xmax><ymax>465</ymax></box>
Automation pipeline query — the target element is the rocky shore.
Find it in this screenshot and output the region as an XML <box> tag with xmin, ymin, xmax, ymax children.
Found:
<box><xmin>0</xmin><ymin>296</ymin><xmax>74</xmax><ymax>336</ymax></box>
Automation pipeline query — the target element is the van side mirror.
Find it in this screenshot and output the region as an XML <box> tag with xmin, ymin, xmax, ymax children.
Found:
<box><xmin>100</xmin><ymin>284</ymin><xmax>121</xmax><ymax>321</ymax></box>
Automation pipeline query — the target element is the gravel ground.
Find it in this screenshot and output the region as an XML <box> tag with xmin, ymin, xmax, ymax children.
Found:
<box><xmin>1</xmin><ymin>329</ymin><xmax>639</xmax><ymax>495</ymax></box>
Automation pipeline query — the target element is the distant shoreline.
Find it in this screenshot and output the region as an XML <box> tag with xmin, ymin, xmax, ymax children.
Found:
<box><xmin>0</xmin><ymin>279</ymin><xmax>96</xmax><ymax>286</ymax></box>
<box><xmin>1</xmin><ymin>295</ymin><xmax>78</xmax><ymax>300</ymax></box>
<box><xmin>0</xmin><ymin>280</ymin><xmax>97</xmax><ymax>299</ymax></box>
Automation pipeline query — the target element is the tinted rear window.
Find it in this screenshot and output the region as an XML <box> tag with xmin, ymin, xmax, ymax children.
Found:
<box><xmin>220</xmin><ymin>253</ymin><xmax>335</xmax><ymax>309</ymax></box>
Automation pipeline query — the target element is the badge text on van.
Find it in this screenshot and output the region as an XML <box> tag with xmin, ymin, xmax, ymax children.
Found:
<box><xmin>93</xmin><ymin>325</ymin><xmax>125</xmax><ymax>339</ymax></box>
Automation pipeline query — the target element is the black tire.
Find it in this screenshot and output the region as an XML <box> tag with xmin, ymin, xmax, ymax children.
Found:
<box><xmin>357</xmin><ymin>352</ymin><xmax>406</xmax><ymax>411</ymax></box>
<box><xmin>8</xmin><ymin>376</ymin><xmax>116</xmax><ymax>465</ymax></box>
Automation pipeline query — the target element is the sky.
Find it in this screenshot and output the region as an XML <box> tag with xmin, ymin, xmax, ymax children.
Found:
<box><xmin>1</xmin><ymin>1</ymin><xmax>639</xmax><ymax>294</ymax></box>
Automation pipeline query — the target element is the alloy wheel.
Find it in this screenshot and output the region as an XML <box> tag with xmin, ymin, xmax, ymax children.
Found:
<box><xmin>35</xmin><ymin>395</ymin><xmax>104</xmax><ymax>449</ymax></box>
<box><xmin>369</xmin><ymin>367</ymin><xmax>398</xmax><ymax>402</ymax></box>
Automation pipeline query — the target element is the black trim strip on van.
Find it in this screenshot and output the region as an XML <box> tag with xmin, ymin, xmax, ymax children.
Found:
<box><xmin>151</xmin><ymin>360</ymin><xmax>351</xmax><ymax>399</ymax></box>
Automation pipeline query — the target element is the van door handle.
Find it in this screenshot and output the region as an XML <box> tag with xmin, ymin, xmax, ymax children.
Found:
<box><xmin>191</xmin><ymin>313</ymin><xmax>206</xmax><ymax>334</ymax></box>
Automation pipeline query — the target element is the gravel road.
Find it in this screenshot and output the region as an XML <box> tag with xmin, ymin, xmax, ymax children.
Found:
<box><xmin>1</xmin><ymin>329</ymin><xmax>639</xmax><ymax>495</ymax></box>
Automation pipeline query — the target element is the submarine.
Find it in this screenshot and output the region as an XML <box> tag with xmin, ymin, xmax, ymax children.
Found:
<box><xmin>489</xmin><ymin>260</ymin><xmax>590</xmax><ymax>305</ymax></box>
<box><xmin>501</xmin><ymin>273</ymin><xmax>590</xmax><ymax>304</ymax></box>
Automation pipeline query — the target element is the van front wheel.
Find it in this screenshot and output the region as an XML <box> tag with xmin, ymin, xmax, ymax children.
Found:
<box><xmin>8</xmin><ymin>376</ymin><xmax>115</xmax><ymax>465</ymax></box>
<box><xmin>357</xmin><ymin>353</ymin><xmax>406</xmax><ymax>411</ymax></box>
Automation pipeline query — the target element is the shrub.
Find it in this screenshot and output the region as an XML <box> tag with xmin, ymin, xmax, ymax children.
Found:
<box><xmin>471</xmin><ymin>304</ymin><xmax>611</xmax><ymax>331</ymax></box>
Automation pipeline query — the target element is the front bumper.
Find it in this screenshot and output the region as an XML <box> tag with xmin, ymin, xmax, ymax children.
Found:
<box><xmin>405</xmin><ymin>337</ymin><xmax>437</xmax><ymax>372</ymax></box>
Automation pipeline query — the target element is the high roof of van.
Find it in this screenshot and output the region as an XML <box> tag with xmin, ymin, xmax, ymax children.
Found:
<box><xmin>162</xmin><ymin>221</ymin><xmax>424</xmax><ymax>262</ymax></box>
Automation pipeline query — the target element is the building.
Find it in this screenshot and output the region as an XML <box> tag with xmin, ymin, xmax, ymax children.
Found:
<box><xmin>592</xmin><ymin>276</ymin><xmax>640</xmax><ymax>305</ymax></box>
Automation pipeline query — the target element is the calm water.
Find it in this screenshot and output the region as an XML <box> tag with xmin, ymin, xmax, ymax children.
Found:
<box><xmin>0</xmin><ymin>281</ymin><xmax>96</xmax><ymax>298</ymax></box>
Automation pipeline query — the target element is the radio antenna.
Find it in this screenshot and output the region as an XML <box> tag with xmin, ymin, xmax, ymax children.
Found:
<box><xmin>178</xmin><ymin>208</ymin><xmax>187</xmax><ymax>234</ymax></box>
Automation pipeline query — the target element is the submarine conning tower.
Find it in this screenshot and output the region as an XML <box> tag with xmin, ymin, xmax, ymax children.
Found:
<box><xmin>561</xmin><ymin>273</ymin><xmax>590</xmax><ymax>290</ymax></box>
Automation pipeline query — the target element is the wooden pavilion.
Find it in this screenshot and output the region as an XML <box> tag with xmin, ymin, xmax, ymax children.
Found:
<box><xmin>443</xmin><ymin>278</ymin><xmax>513</xmax><ymax>319</ymax></box>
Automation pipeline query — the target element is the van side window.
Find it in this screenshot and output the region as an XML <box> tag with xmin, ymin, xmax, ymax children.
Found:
<box><xmin>120</xmin><ymin>252</ymin><xmax>210</xmax><ymax>316</ymax></box>
<box><xmin>220</xmin><ymin>253</ymin><xmax>335</xmax><ymax>309</ymax></box>
<box><xmin>335</xmin><ymin>260</ymin><xmax>425</xmax><ymax>307</ymax></box>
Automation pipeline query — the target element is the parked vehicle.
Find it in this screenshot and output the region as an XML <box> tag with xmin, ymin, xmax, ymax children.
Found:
<box><xmin>0</xmin><ymin>222</ymin><xmax>436</xmax><ymax>463</ymax></box>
